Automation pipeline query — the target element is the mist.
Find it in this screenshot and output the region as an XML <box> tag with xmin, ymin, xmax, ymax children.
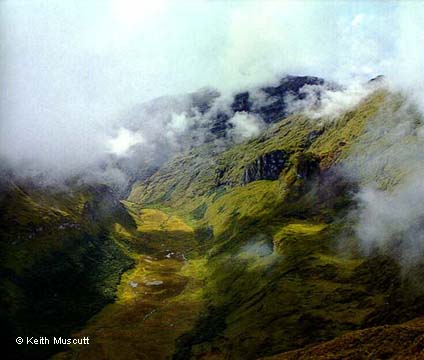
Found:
<box><xmin>1</xmin><ymin>0</ymin><xmax>424</xmax><ymax>187</ymax></box>
<box><xmin>284</xmin><ymin>82</ymin><xmax>374</xmax><ymax>121</ymax></box>
<box><xmin>356</xmin><ymin>175</ymin><xmax>424</xmax><ymax>265</ymax></box>
<box><xmin>336</xmin><ymin>90</ymin><xmax>424</xmax><ymax>264</ymax></box>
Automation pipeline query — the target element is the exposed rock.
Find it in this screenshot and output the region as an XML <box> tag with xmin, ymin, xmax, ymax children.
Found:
<box><xmin>305</xmin><ymin>128</ymin><xmax>324</xmax><ymax>146</ymax></box>
<box><xmin>209</xmin><ymin>112</ymin><xmax>230</xmax><ymax>136</ymax></box>
<box><xmin>214</xmin><ymin>166</ymin><xmax>233</xmax><ymax>187</ymax></box>
<box><xmin>250</xmin><ymin>75</ymin><xmax>327</xmax><ymax>123</ymax></box>
<box><xmin>214</xmin><ymin>167</ymin><xmax>226</xmax><ymax>185</ymax></box>
<box><xmin>231</xmin><ymin>92</ymin><xmax>252</xmax><ymax>113</ymax></box>
<box><xmin>242</xmin><ymin>150</ymin><xmax>289</xmax><ymax>184</ymax></box>
<box><xmin>114</xmin><ymin>75</ymin><xmax>333</xmax><ymax>188</ymax></box>
<box><xmin>190</xmin><ymin>87</ymin><xmax>221</xmax><ymax>114</ymax></box>
<box><xmin>130</xmin><ymin>281</ymin><xmax>138</xmax><ymax>288</ymax></box>
<box><xmin>145</xmin><ymin>280</ymin><xmax>163</xmax><ymax>286</ymax></box>
<box><xmin>210</xmin><ymin>76</ymin><xmax>328</xmax><ymax>135</ymax></box>
<box><xmin>294</xmin><ymin>153</ymin><xmax>320</xmax><ymax>180</ymax></box>
<box><xmin>368</xmin><ymin>74</ymin><xmax>385</xmax><ymax>83</ymax></box>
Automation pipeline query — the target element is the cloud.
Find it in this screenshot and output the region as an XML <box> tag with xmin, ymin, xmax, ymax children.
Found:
<box><xmin>356</xmin><ymin>175</ymin><xmax>424</xmax><ymax>265</ymax></box>
<box><xmin>342</xmin><ymin>94</ymin><xmax>424</xmax><ymax>188</ymax></box>
<box><xmin>337</xmin><ymin>84</ymin><xmax>424</xmax><ymax>265</ymax></box>
<box><xmin>351</xmin><ymin>14</ymin><xmax>365</xmax><ymax>27</ymax></box>
<box><xmin>1</xmin><ymin>0</ymin><xmax>424</xmax><ymax>186</ymax></box>
<box><xmin>108</xmin><ymin>128</ymin><xmax>144</xmax><ymax>157</ymax></box>
<box><xmin>168</xmin><ymin>113</ymin><xmax>190</xmax><ymax>134</ymax></box>
<box><xmin>236</xmin><ymin>233</ymin><xmax>279</xmax><ymax>268</ymax></box>
<box><xmin>387</xmin><ymin>2</ymin><xmax>424</xmax><ymax>113</ymax></box>
<box><xmin>1</xmin><ymin>0</ymin><xmax>424</xmax><ymax>269</ymax></box>
<box><xmin>227</xmin><ymin>112</ymin><xmax>264</xmax><ymax>143</ymax></box>
<box><xmin>285</xmin><ymin>82</ymin><xmax>374</xmax><ymax>121</ymax></box>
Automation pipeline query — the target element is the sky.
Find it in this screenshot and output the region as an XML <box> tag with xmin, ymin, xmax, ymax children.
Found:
<box><xmin>0</xmin><ymin>0</ymin><xmax>423</xmax><ymax>176</ymax></box>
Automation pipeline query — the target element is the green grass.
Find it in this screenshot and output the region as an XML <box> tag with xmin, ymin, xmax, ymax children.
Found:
<box><xmin>0</xmin><ymin>183</ymin><xmax>135</xmax><ymax>359</ymax></box>
<box><xmin>125</xmin><ymin>87</ymin><xmax>424</xmax><ymax>359</ymax></box>
<box><xmin>55</xmin><ymin>206</ymin><xmax>207</xmax><ymax>360</ymax></box>
<box><xmin>3</xmin><ymin>87</ymin><xmax>424</xmax><ymax>360</ymax></box>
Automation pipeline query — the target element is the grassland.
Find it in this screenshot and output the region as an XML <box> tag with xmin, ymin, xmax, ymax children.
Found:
<box><xmin>54</xmin><ymin>204</ymin><xmax>207</xmax><ymax>360</ymax></box>
<box><xmin>2</xmin><ymin>87</ymin><xmax>424</xmax><ymax>359</ymax></box>
<box><xmin>126</xmin><ymin>88</ymin><xmax>424</xmax><ymax>359</ymax></box>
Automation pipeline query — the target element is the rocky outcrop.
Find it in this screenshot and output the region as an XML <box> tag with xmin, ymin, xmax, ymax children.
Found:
<box><xmin>231</xmin><ymin>92</ymin><xmax>252</xmax><ymax>113</ymax></box>
<box><xmin>368</xmin><ymin>74</ymin><xmax>385</xmax><ymax>84</ymax></box>
<box><xmin>294</xmin><ymin>153</ymin><xmax>320</xmax><ymax>180</ymax></box>
<box><xmin>117</xmin><ymin>75</ymin><xmax>331</xmax><ymax>188</ymax></box>
<box><xmin>209</xmin><ymin>112</ymin><xmax>230</xmax><ymax>136</ymax></box>
<box><xmin>258</xmin><ymin>75</ymin><xmax>326</xmax><ymax>123</ymax></box>
<box><xmin>209</xmin><ymin>76</ymin><xmax>328</xmax><ymax>135</ymax></box>
<box><xmin>242</xmin><ymin>150</ymin><xmax>288</xmax><ymax>184</ymax></box>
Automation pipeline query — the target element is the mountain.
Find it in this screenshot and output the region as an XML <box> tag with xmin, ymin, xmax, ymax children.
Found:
<box><xmin>114</xmin><ymin>75</ymin><xmax>331</xmax><ymax>189</ymax></box>
<box><xmin>1</xmin><ymin>76</ymin><xmax>424</xmax><ymax>359</ymax></box>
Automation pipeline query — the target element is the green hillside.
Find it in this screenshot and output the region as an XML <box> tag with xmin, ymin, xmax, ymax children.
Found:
<box><xmin>0</xmin><ymin>183</ymin><xmax>135</xmax><ymax>359</ymax></box>
<box><xmin>2</xmin><ymin>87</ymin><xmax>424</xmax><ymax>359</ymax></box>
<box><xmin>124</xmin><ymin>88</ymin><xmax>424</xmax><ymax>359</ymax></box>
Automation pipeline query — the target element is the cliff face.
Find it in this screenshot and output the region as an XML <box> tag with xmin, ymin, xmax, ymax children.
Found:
<box><xmin>242</xmin><ymin>149</ymin><xmax>288</xmax><ymax>184</ymax></box>
<box><xmin>251</xmin><ymin>75</ymin><xmax>327</xmax><ymax>123</ymax></box>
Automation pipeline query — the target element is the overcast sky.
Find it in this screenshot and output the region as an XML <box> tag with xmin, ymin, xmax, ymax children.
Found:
<box><xmin>1</xmin><ymin>0</ymin><xmax>423</xmax><ymax>174</ymax></box>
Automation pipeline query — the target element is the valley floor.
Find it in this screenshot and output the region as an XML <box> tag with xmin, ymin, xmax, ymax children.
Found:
<box><xmin>54</xmin><ymin>205</ymin><xmax>207</xmax><ymax>360</ymax></box>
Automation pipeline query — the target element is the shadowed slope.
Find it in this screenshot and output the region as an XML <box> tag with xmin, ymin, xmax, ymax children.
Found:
<box><xmin>261</xmin><ymin>317</ymin><xmax>424</xmax><ymax>360</ymax></box>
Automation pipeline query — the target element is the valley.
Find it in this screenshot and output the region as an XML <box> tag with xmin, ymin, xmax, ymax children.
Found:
<box><xmin>1</xmin><ymin>83</ymin><xmax>424</xmax><ymax>359</ymax></box>
<box><xmin>55</xmin><ymin>205</ymin><xmax>207</xmax><ymax>360</ymax></box>
<box><xmin>3</xmin><ymin>1</ymin><xmax>424</xmax><ymax>359</ymax></box>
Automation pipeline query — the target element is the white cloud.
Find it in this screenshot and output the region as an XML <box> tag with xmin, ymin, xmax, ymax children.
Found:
<box><xmin>351</xmin><ymin>13</ymin><xmax>365</xmax><ymax>27</ymax></box>
<box><xmin>108</xmin><ymin>128</ymin><xmax>144</xmax><ymax>156</ymax></box>
<box><xmin>356</xmin><ymin>175</ymin><xmax>424</xmax><ymax>264</ymax></box>
<box><xmin>168</xmin><ymin>113</ymin><xmax>190</xmax><ymax>134</ymax></box>
<box><xmin>228</xmin><ymin>112</ymin><xmax>264</xmax><ymax>143</ymax></box>
<box><xmin>1</xmin><ymin>0</ymin><xmax>424</xmax><ymax>183</ymax></box>
<box><xmin>285</xmin><ymin>83</ymin><xmax>373</xmax><ymax>121</ymax></box>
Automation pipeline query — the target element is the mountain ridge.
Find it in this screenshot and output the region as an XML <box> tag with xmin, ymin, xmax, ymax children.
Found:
<box><xmin>2</xmin><ymin>76</ymin><xmax>424</xmax><ymax>359</ymax></box>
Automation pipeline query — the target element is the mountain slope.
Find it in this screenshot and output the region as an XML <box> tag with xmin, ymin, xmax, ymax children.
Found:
<box><xmin>0</xmin><ymin>182</ymin><xmax>135</xmax><ymax>359</ymax></box>
<box><xmin>2</xmin><ymin>82</ymin><xmax>424</xmax><ymax>359</ymax></box>
<box><xmin>127</xmin><ymin>87</ymin><xmax>424</xmax><ymax>359</ymax></box>
<box><xmin>262</xmin><ymin>317</ymin><xmax>424</xmax><ymax>360</ymax></box>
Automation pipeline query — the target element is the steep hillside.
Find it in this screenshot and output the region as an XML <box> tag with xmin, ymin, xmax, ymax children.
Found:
<box><xmin>2</xmin><ymin>85</ymin><xmax>423</xmax><ymax>360</ymax></box>
<box><xmin>0</xmin><ymin>181</ymin><xmax>135</xmax><ymax>359</ymax></box>
<box><xmin>115</xmin><ymin>75</ymin><xmax>330</xmax><ymax>186</ymax></box>
<box><xmin>128</xmin><ymin>89</ymin><xmax>386</xmax><ymax>214</ymax></box>
<box><xmin>127</xmin><ymin>88</ymin><xmax>424</xmax><ymax>359</ymax></box>
<box><xmin>4</xmin><ymin>0</ymin><xmax>424</xmax><ymax>358</ymax></box>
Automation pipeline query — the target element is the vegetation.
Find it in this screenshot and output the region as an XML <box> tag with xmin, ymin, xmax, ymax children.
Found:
<box><xmin>261</xmin><ymin>316</ymin><xmax>424</xmax><ymax>359</ymax></box>
<box><xmin>0</xmin><ymin>183</ymin><xmax>134</xmax><ymax>359</ymax></box>
<box><xmin>2</xmin><ymin>87</ymin><xmax>424</xmax><ymax>359</ymax></box>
